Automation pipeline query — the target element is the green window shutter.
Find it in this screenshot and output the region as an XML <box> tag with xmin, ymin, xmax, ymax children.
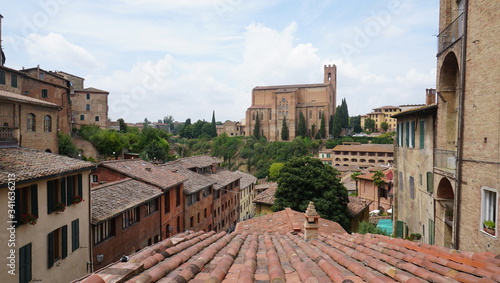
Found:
<box><xmin>60</xmin><ymin>178</ymin><xmax>66</xmax><ymax>206</ymax></box>
<box><xmin>419</xmin><ymin>120</ymin><xmax>425</xmax><ymax>149</ymax></box>
<box><xmin>428</xmin><ymin>219</ymin><xmax>435</xmax><ymax>245</ymax></box>
<box><xmin>77</xmin><ymin>173</ymin><xmax>83</xmax><ymax>198</ymax></box>
<box><xmin>396</xmin><ymin>220</ymin><xmax>404</xmax><ymax>238</ymax></box>
<box><xmin>62</xmin><ymin>225</ymin><xmax>68</xmax><ymax>259</ymax></box>
<box><xmin>0</xmin><ymin>71</ymin><xmax>5</xmax><ymax>84</ymax></box>
<box><xmin>20</xmin><ymin>243</ymin><xmax>32</xmax><ymax>283</ymax></box>
<box><xmin>405</xmin><ymin>122</ymin><xmax>409</xmax><ymax>147</ymax></box>
<box><xmin>31</xmin><ymin>185</ymin><xmax>38</xmax><ymax>217</ymax></box>
<box><xmin>411</xmin><ymin>121</ymin><xmax>416</xmax><ymax>148</ymax></box>
<box><xmin>427</xmin><ymin>172</ymin><xmax>434</xmax><ymax>193</ymax></box>
<box><xmin>47</xmin><ymin>181</ymin><xmax>54</xmax><ymax>214</ymax></box>
<box><xmin>48</xmin><ymin>231</ymin><xmax>54</xmax><ymax>268</ymax></box>
<box><xmin>67</xmin><ymin>176</ymin><xmax>74</xmax><ymax>206</ymax></box>
<box><xmin>72</xmin><ymin>219</ymin><xmax>79</xmax><ymax>252</ymax></box>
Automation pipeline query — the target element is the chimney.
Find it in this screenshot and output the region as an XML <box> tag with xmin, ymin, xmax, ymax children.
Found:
<box><xmin>304</xmin><ymin>202</ymin><xmax>320</xmax><ymax>240</ymax></box>
<box><xmin>426</xmin><ymin>88</ymin><xmax>436</xmax><ymax>105</ymax></box>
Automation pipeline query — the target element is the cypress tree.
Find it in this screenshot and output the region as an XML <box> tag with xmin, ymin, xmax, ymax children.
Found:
<box><xmin>297</xmin><ymin>111</ymin><xmax>307</xmax><ymax>138</ymax></box>
<box><xmin>319</xmin><ymin>112</ymin><xmax>326</xmax><ymax>139</ymax></box>
<box><xmin>281</xmin><ymin>117</ymin><xmax>289</xmax><ymax>140</ymax></box>
<box><xmin>211</xmin><ymin>111</ymin><xmax>217</xmax><ymax>138</ymax></box>
<box><xmin>253</xmin><ymin>112</ymin><xmax>261</xmax><ymax>139</ymax></box>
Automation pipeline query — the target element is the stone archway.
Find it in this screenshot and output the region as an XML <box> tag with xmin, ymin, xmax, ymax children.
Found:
<box><xmin>436</xmin><ymin>177</ymin><xmax>455</xmax><ymax>248</ymax></box>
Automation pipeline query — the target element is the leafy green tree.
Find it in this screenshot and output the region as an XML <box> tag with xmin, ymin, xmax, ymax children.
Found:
<box><xmin>211</xmin><ymin>111</ymin><xmax>217</xmax><ymax>138</ymax></box>
<box><xmin>211</xmin><ymin>134</ymin><xmax>242</xmax><ymax>170</ymax></box>
<box><xmin>58</xmin><ymin>133</ymin><xmax>80</xmax><ymax>158</ymax></box>
<box><xmin>297</xmin><ymin>111</ymin><xmax>307</xmax><ymax>138</ymax></box>
<box><xmin>179</xmin><ymin>118</ymin><xmax>193</xmax><ymax>138</ymax></box>
<box><xmin>357</xmin><ymin>220</ymin><xmax>388</xmax><ymax>235</ymax></box>
<box><xmin>381</xmin><ymin>122</ymin><xmax>389</xmax><ymax>132</ymax></box>
<box><xmin>118</xmin><ymin>118</ymin><xmax>128</xmax><ymax>133</ymax></box>
<box><xmin>272</xmin><ymin>156</ymin><xmax>350</xmax><ymax>231</ymax></box>
<box><xmin>372</xmin><ymin>171</ymin><xmax>386</xmax><ymax>188</ymax></box>
<box><xmin>319</xmin><ymin>112</ymin><xmax>326</xmax><ymax>139</ymax></box>
<box><xmin>90</xmin><ymin>130</ymin><xmax>128</xmax><ymax>157</ymax></box>
<box><xmin>162</xmin><ymin>115</ymin><xmax>174</xmax><ymax>124</ymax></box>
<box><xmin>78</xmin><ymin>125</ymin><xmax>101</xmax><ymax>141</ymax></box>
<box><xmin>364</xmin><ymin>118</ymin><xmax>376</xmax><ymax>131</ymax></box>
<box><xmin>253</xmin><ymin>112</ymin><xmax>261</xmax><ymax>139</ymax></box>
<box><xmin>268</xmin><ymin>162</ymin><xmax>284</xmax><ymax>180</ymax></box>
<box><xmin>281</xmin><ymin>117</ymin><xmax>289</xmax><ymax>141</ymax></box>
<box><xmin>140</xmin><ymin>138</ymin><xmax>169</xmax><ymax>163</ymax></box>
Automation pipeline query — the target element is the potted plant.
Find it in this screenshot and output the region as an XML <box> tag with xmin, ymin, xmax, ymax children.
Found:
<box><xmin>445</xmin><ymin>209</ymin><xmax>453</xmax><ymax>221</ymax></box>
<box><xmin>72</xmin><ymin>195</ymin><xmax>84</xmax><ymax>204</ymax></box>
<box><xmin>20</xmin><ymin>213</ymin><xmax>38</xmax><ymax>225</ymax></box>
<box><xmin>55</xmin><ymin>202</ymin><xmax>66</xmax><ymax>213</ymax></box>
<box><xmin>483</xmin><ymin>220</ymin><xmax>495</xmax><ymax>235</ymax></box>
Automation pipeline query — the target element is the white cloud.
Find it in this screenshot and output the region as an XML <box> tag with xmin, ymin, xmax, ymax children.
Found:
<box><xmin>23</xmin><ymin>33</ymin><xmax>103</xmax><ymax>70</ymax></box>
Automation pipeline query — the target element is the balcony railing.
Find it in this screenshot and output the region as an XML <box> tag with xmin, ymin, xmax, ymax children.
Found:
<box><xmin>434</xmin><ymin>148</ymin><xmax>456</xmax><ymax>175</ymax></box>
<box><xmin>437</xmin><ymin>13</ymin><xmax>464</xmax><ymax>55</ymax></box>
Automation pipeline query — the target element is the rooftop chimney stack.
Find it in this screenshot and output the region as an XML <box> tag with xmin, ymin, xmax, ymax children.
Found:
<box><xmin>304</xmin><ymin>202</ymin><xmax>320</xmax><ymax>240</ymax></box>
<box><xmin>426</xmin><ymin>88</ymin><xmax>436</xmax><ymax>105</ymax></box>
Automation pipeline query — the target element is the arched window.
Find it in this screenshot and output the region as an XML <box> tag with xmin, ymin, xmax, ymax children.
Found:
<box><xmin>27</xmin><ymin>113</ymin><xmax>36</xmax><ymax>132</ymax></box>
<box><xmin>44</xmin><ymin>115</ymin><xmax>52</xmax><ymax>132</ymax></box>
<box><xmin>309</xmin><ymin>110</ymin><xmax>312</xmax><ymax>119</ymax></box>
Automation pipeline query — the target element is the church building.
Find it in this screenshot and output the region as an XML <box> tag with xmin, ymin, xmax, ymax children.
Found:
<box><xmin>245</xmin><ymin>65</ymin><xmax>337</xmax><ymax>141</ymax></box>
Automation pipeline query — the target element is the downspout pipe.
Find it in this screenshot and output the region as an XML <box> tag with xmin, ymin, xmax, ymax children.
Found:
<box><xmin>453</xmin><ymin>0</ymin><xmax>468</xmax><ymax>250</ymax></box>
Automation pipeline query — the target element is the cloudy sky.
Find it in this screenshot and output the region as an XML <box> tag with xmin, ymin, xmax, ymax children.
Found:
<box><xmin>1</xmin><ymin>0</ymin><xmax>439</xmax><ymax>123</ymax></box>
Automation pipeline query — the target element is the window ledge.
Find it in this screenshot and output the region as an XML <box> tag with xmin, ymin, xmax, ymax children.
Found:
<box><xmin>480</xmin><ymin>229</ymin><xmax>497</xmax><ymax>238</ymax></box>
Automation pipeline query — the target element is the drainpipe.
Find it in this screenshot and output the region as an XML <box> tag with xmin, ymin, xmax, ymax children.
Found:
<box><xmin>453</xmin><ymin>0</ymin><xmax>468</xmax><ymax>250</ymax></box>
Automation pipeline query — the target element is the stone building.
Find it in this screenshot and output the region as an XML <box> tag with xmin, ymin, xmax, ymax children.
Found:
<box><xmin>392</xmin><ymin>96</ymin><xmax>437</xmax><ymax>243</ymax></box>
<box><xmin>91</xmin><ymin>178</ymin><xmax>163</xmax><ymax>267</ymax></box>
<box><xmin>357</xmin><ymin>168</ymin><xmax>394</xmax><ymax>213</ymax></box>
<box><xmin>0</xmin><ymin>89</ymin><xmax>60</xmax><ymax>153</ymax></box>
<box><xmin>216</xmin><ymin>120</ymin><xmax>244</xmax><ymax>137</ymax></box>
<box><xmin>324</xmin><ymin>142</ymin><xmax>394</xmax><ymax>169</ymax></box>
<box><xmin>0</xmin><ymin>147</ymin><xmax>94</xmax><ymax>283</ymax></box>
<box><xmin>431</xmin><ymin>0</ymin><xmax>499</xmax><ymax>253</ymax></box>
<box><xmin>361</xmin><ymin>106</ymin><xmax>402</xmax><ymax>132</ymax></box>
<box><xmin>245</xmin><ymin>65</ymin><xmax>336</xmax><ymax>141</ymax></box>
<box><xmin>235</xmin><ymin>171</ymin><xmax>257</xmax><ymax>221</ymax></box>
<box><xmin>56</xmin><ymin>71</ymin><xmax>109</xmax><ymax>129</ymax></box>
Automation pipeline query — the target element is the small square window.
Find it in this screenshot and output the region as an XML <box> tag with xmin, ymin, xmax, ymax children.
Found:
<box><xmin>80</xmin><ymin>115</ymin><xmax>85</xmax><ymax>121</ymax></box>
<box><xmin>42</xmin><ymin>89</ymin><xmax>48</xmax><ymax>98</ymax></box>
<box><xmin>95</xmin><ymin>116</ymin><xmax>100</xmax><ymax>122</ymax></box>
<box><xmin>86</xmin><ymin>93</ymin><xmax>90</xmax><ymax>99</ymax></box>
<box><xmin>86</xmin><ymin>104</ymin><xmax>90</xmax><ymax>111</ymax></box>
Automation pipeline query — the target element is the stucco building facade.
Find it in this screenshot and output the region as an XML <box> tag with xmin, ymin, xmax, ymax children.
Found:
<box><xmin>245</xmin><ymin>65</ymin><xmax>336</xmax><ymax>141</ymax></box>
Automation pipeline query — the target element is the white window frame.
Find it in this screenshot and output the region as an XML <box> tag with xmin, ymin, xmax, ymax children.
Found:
<box><xmin>481</xmin><ymin>186</ymin><xmax>498</xmax><ymax>237</ymax></box>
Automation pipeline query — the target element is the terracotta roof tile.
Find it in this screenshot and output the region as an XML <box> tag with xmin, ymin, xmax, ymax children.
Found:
<box><xmin>209</xmin><ymin>170</ymin><xmax>241</xmax><ymax>190</ymax></box>
<box><xmin>234</xmin><ymin>171</ymin><xmax>257</xmax><ymax>189</ymax></box>
<box><xmin>347</xmin><ymin>196</ymin><xmax>371</xmax><ymax>217</ymax></box>
<box><xmin>173</xmin><ymin>155</ymin><xmax>222</xmax><ymax>169</ymax></box>
<box><xmin>100</xmin><ymin>159</ymin><xmax>186</xmax><ymax>189</ymax></box>
<box><xmin>0</xmin><ymin>147</ymin><xmax>95</xmax><ymax>186</ymax></box>
<box><xmin>253</xmin><ymin>186</ymin><xmax>277</xmax><ymax>205</ymax></box>
<box><xmin>80</xmin><ymin>211</ymin><xmax>500</xmax><ymax>283</ymax></box>
<box><xmin>161</xmin><ymin>163</ymin><xmax>216</xmax><ymax>194</ymax></box>
<box><xmin>0</xmin><ymin>89</ymin><xmax>60</xmax><ymax>108</ymax></box>
<box><xmin>91</xmin><ymin>178</ymin><xmax>163</xmax><ymax>224</ymax></box>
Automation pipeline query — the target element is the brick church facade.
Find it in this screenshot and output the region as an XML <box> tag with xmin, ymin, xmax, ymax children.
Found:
<box><xmin>245</xmin><ymin>65</ymin><xmax>337</xmax><ymax>141</ymax></box>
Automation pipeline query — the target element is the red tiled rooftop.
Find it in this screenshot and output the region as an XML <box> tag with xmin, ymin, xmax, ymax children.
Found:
<box><xmin>253</xmin><ymin>186</ymin><xmax>277</xmax><ymax>205</ymax></box>
<box><xmin>79</xmin><ymin>228</ymin><xmax>500</xmax><ymax>283</ymax></box>
<box><xmin>100</xmin><ymin>159</ymin><xmax>186</xmax><ymax>190</ymax></box>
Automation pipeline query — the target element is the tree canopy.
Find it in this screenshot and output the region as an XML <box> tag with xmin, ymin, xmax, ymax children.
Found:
<box><xmin>364</xmin><ymin>118</ymin><xmax>376</xmax><ymax>131</ymax></box>
<box><xmin>272</xmin><ymin>156</ymin><xmax>350</xmax><ymax>231</ymax></box>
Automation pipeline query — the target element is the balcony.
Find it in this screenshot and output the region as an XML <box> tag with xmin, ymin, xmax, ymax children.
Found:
<box><xmin>434</xmin><ymin>148</ymin><xmax>456</xmax><ymax>177</ymax></box>
<box><xmin>437</xmin><ymin>13</ymin><xmax>464</xmax><ymax>55</ymax></box>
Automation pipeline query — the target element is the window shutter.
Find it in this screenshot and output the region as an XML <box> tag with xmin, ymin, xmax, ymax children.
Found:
<box><xmin>47</xmin><ymin>181</ymin><xmax>54</xmax><ymax>214</ymax></box>
<box><xmin>20</xmin><ymin>243</ymin><xmax>32</xmax><ymax>283</ymax></box>
<box><xmin>62</xmin><ymin>225</ymin><xmax>68</xmax><ymax>259</ymax></box>
<box><xmin>419</xmin><ymin>120</ymin><xmax>425</xmax><ymax>149</ymax></box>
<box><xmin>428</xmin><ymin>219</ymin><xmax>435</xmax><ymax>244</ymax></box>
<box><xmin>72</xmin><ymin>219</ymin><xmax>79</xmax><ymax>252</ymax></box>
<box><xmin>31</xmin><ymin>185</ymin><xmax>38</xmax><ymax>217</ymax></box>
<box><xmin>411</xmin><ymin>121</ymin><xmax>416</xmax><ymax>148</ymax></box>
<box><xmin>14</xmin><ymin>189</ymin><xmax>20</xmax><ymax>226</ymax></box>
<box><xmin>67</xmin><ymin>176</ymin><xmax>74</xmax><ymax>206</ymax></box>
<box><xmin>396</xmin><ymin>220</ymin><xmax>404</xmax><ymax>238</ymax></box>
<box><xmin>78</xmin><ymin>174</ymin><xmax>83</xmax><ymax>198</ymax></box>
<box><xmin>405</xmin><ymin>122</ymin><xmax>409</xmax><ymax>147</ymax></box>
<box><xmin>427</xmin><ymin>172</ymin><xmax>434</xmax><ymax>193</ymax></box>
<box><xmin>48</xmin><ymin>232</ymin><xmax>54</xmax><ymax>268</ymax></box>
<box><xmin>60</xmin><ymin>178</ymin><xmax>66</xmax><ymax>206</ymax></box>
